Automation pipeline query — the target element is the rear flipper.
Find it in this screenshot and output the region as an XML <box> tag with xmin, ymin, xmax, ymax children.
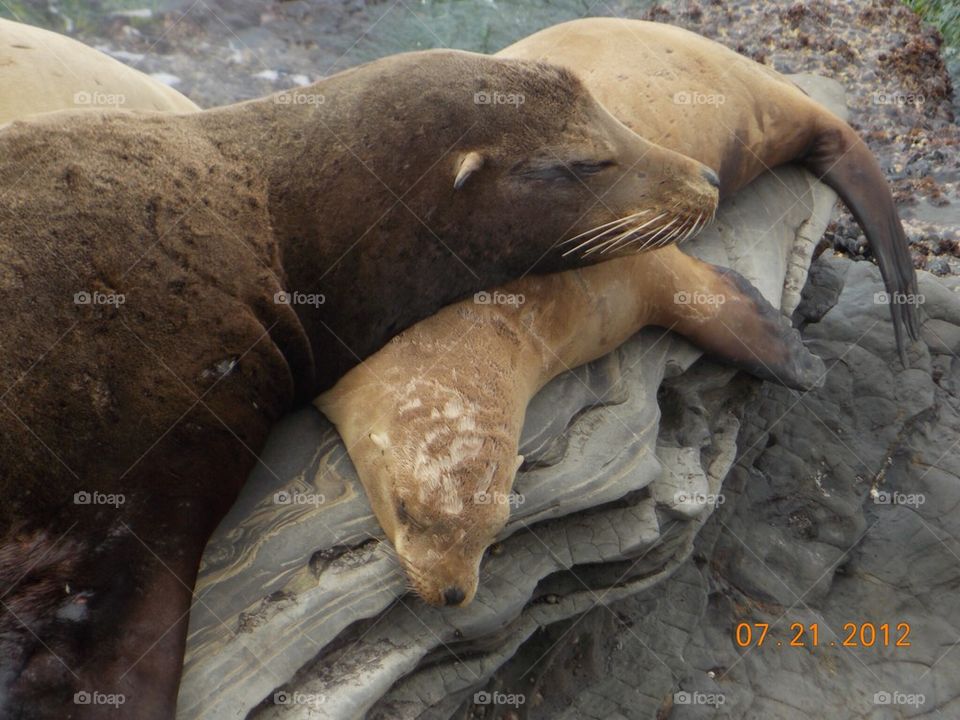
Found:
<box><xmin>803</xmin><ymin>121</ymin><xmax>920</xmax><ymax>365</ymax></box>
<box><xmin>658</xmin><ymin>257</ymin><xmax>825</xmax><ymax>391</ymax></box>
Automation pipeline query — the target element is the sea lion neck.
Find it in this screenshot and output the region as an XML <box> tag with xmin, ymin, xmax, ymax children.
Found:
<box><xmin>188</xmin><ymin>74</ymin><xmax>361</xmax><ymax>269</ymax></box>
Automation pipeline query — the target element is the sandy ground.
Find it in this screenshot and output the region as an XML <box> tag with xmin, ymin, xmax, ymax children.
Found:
<box><xmin>3</xmin><ymin>0</ymin><xmax>956</xmax><ymax>274</ymax></box>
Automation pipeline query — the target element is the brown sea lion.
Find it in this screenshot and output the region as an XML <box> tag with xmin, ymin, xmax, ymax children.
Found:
<box><xmin>500</xmin><ymin>17</ymin><xmax>919</xmax><ymax>361</ymax></box>
<box><xmin>0</xmin><ymin>48</ymin><xmax>719</xmax><ymax>719</ymax></box>
<box><xmin>0</xmin><ymin>17</ymin><xmax>198</xmax><ymax>122</ymax></box>
<box><xmin>316</xmin><ymin>245</ymin><xmax>823</xmax><ymax>606</ymax></box>
<box><xmin>316</xmin><ymin>17</ymin><xmax>919</xmax><ymax>607</ymax></box>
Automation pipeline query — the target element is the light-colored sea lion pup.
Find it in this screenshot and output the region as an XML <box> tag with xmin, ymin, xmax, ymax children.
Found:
<box><xmin>0</xmin><ymin>17</ymin><xmax>197</xmax><ymax>122</ymax></box>
<box><xmin>317</xmin><ymin>245</ymin><xmax>822</xmax><ymax>607</ymax></box>
<box><xmin>318</xmin><ymin>17</ymin><xmax>919</xmax><ymax>607</ymax></box>
<box><xmin>0</xmin><ymin>38</ymin><xmax>721</xmax><ymax>719</ymax></box>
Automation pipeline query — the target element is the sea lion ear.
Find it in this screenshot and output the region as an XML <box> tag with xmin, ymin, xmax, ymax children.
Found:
<box><xmin>453</xmin><ymin>151</ymin><xmax>485</xmax><ymax>190</ymax></box>
<box><xmin>369</xmin><ymin>431</ymin><xmax>389</xmax><ymax>450</ymax></box>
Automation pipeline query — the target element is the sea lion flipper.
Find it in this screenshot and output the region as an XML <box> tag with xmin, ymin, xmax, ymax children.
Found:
<box><xmin>660</xmin><ymin>256</ymin><xmax>826</xmax><ymax>391</ymax></box>
<box><xmin>803</xmin><ymin>122</ymin><xmax>920</xmax><ymax>364</ymax></box>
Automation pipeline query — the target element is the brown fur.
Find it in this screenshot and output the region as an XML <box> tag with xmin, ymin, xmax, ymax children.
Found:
<box><xmin>0</xmin><ymin>47</ymin><xmax>719</xmax><ymax>718</ymax></box>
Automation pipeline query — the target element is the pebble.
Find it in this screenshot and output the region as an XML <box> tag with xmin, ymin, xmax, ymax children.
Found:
<box><xmin>927</xmin><ymin>258</ymin><xmax>951</xmax><ymax>275</ymax></box>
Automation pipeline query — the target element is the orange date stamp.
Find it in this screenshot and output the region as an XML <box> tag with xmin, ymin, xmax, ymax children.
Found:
<box><xmin>734</xmin><ymin>622</ymin><xmax>912</xmax><ymax>648</ymax></box>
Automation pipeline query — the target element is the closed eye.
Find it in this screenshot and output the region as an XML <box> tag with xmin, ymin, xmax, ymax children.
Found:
<box><xmin>397</xmin><ymin>499</ymin><xmax>425</xmax><ymax>530</ymax></box>
<box><xmin>570</xmin><ymin>159</ymin><xmax>616</xmax><ymax>175</ymax></box>
<box><xmin>512</xmin><ymin>158</ymin><xmax>615</xmax><ymax>182</ymax></box>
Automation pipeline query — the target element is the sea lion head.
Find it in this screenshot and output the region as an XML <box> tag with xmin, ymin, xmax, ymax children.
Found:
<box><xmin>346</xmin><ymin>381</ymin><xmax>522</xmax><ymax>607</ymax></box>
<box><xmin>313</xmin><ymin>50</ymin><xmax>720</xmax><ymax>276</ymax></box>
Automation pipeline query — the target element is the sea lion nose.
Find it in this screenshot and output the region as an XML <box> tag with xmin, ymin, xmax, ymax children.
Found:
<box><xmin>443</xmin><ymin>586</ymin><xmax>466</xmax><ymax>606</ymax></box>
<box><xmin>701</xmin><ymin>167</ymin><xmax>720</xmax><ymax>189</ymax></box>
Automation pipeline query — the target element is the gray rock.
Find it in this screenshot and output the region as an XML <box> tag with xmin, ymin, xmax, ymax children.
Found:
<box><xmin>483</xmin><ymin>259</ymin><xmax>960</xmax><ymax>720</ymax></box>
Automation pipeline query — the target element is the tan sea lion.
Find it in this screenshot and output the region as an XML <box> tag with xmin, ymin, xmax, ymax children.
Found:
<box><xmin>0</xmin><ymin>46</ymin><xmax>719</xmax><ymax>719</ymax></box>
<box><xmin>0</xmin><ymin>17</ymin><xmax>198</xmax><ymax>122</ymax></box>
<box><xmin>317</xmin><ymin>17</ymin><xmax>919</xmax><ymax>607</ymax></box>
<box><xmin>316</xmin><ymin>245</ymin><xmax>822</xmax><ymax>606</ymax></box>
<box><xmin>501</xmin><ymin>17</ymin><xmax>919</xmax><ymax>361</ymax></box>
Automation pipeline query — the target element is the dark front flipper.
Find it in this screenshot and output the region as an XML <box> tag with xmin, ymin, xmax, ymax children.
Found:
<box><xmin>803</xmin><ymin>122</ymin><xmax>920</xmax><ymax>365</ymax></box>
<box><xmin>663</xmin><ymin>261</ymin><xmax>825</xmax><ymax>392</ymax></box>
<box><xmin>1</xmin><ymin>510</ymin><xmax>208</xmax><ymax>720</ymax></box>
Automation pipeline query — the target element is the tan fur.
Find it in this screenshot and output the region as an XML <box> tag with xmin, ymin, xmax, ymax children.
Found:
<box><xmin>0</xmin><ymin>17</ymin><xmax>197</xmax><ymax>123</ymax></box>
<box><xmin>317</xmin><ymin>246</ymin><xmax>820</xmax><ymax>606</ymax></box>
<box><xmin>500</xmin><ymin>18</ymin><xmax>918</xmax><ymax>349</ymax></box>
<box><xmin>498</xmin><ymin>18</ymin><xmax>824</xmax><ymax>193</ymax></box>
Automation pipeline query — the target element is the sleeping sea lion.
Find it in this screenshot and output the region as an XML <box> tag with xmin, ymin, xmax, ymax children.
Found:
<box><xmin>0</xmin><ymin>45</ymin><xmax>719</xmax><ymax>720</ymax></box>
<box><xmin>317</xmin><ymin>245</ymin><xmax>823</xmax><ymax>606</ymax></box>
<box><xmin>317</xmin><ymin>17</ymin><xmax>919</xmax><ymax>606</ymax></box>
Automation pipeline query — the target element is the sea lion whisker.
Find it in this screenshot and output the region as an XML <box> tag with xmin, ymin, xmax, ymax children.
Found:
<box><xmin>562</xmin><ymin>212</ymin><xmax>648</xmax><ymax>256</ymax></box>
<box><xmin>561</xmin><ymin>210</ymin><xmax>649</xmax><ymax>246</ymax></box>
<box><xmin>683</xmin><ymin>213</ymin><xmax>703</xmax><ymax>242</ymax></box>
<box><xmin>580</xmin><ymin>217</ymin><xmax>653</xmax><ymax>256</ymax></box>
<box><xmin>575</xmin><ymin>213</ymin><xmax>648</xmax><ymax>252</ymax></box>
<box><xmin>597</xmin><ymin>212</ymin><xmax>669</xmax><ymax>255</ymax></box>
<box><xmin>657</xmin><ymin>227</ymin><xmax>682</xmax><ymax>248</ymax></box>
<box><xmin>660</xmin><ymin>227</ymin><xmax>684</xmax><ymax>247</ymax></box>
<box><xmin>605</xmin><ymin>213</ymin><xmax>679</xmax><ymax>255</ymax></box>
<box><xmin>589</xmin><ymin>224</ymin><xmax>650</xmax><ymax>257</ymax></box>
<box><xmin>643</xmin><ymin>218</ymin><xmax>679</xmax><ymax>249</ymax></box>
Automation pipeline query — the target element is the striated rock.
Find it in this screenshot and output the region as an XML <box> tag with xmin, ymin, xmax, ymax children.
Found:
<box><xmin>478</xmin><ymin>257</ymin><xmax>959</xmax><ymax>719</ymax></box>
